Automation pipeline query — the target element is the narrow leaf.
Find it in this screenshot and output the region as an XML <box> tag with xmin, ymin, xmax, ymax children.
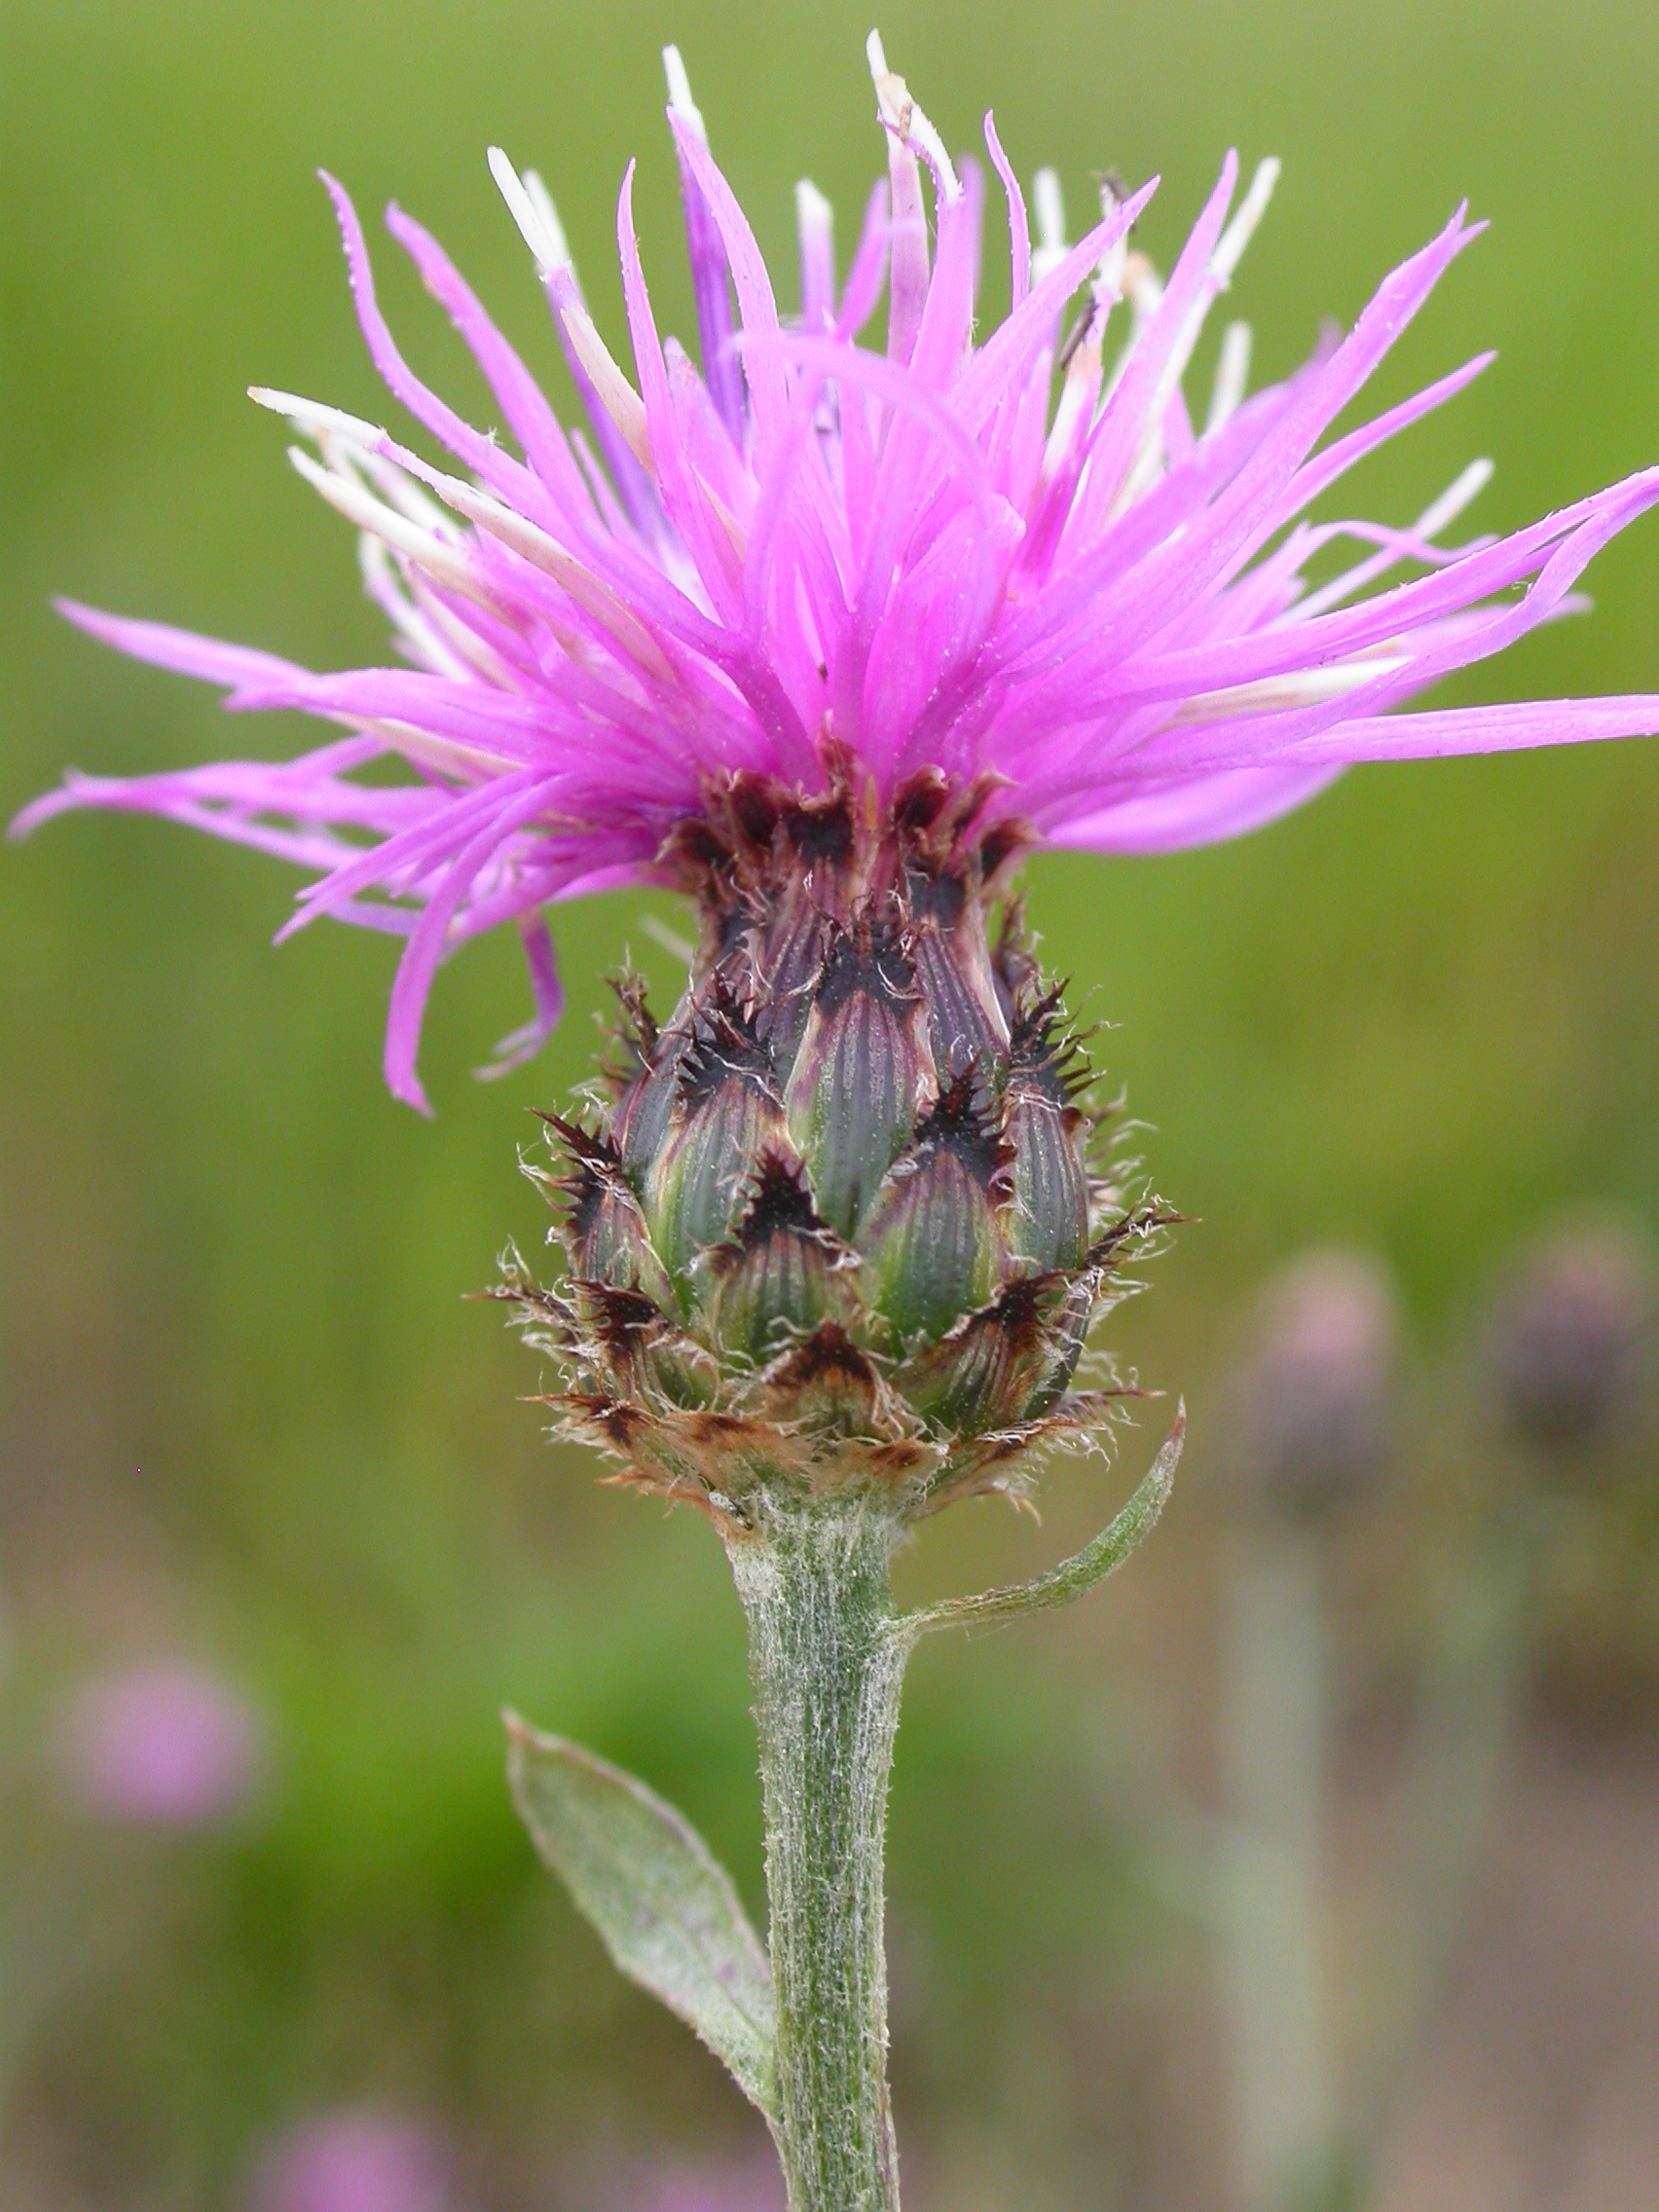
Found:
<box><xmin>893</xmin><ymin>1406</ymin><xmax>1185</xmax><ymax>1641</ymax></box>
<box><xmin>505</xmin><ymin>1714</ymin><xmax>777</xmax><ymax>2115</ymax></box>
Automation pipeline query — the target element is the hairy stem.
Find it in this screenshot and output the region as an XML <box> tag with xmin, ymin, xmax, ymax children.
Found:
<box><xmin>725</xmin><ymin>1497</ymin><xmax>908</xmax><ymax>2212</ymax></box>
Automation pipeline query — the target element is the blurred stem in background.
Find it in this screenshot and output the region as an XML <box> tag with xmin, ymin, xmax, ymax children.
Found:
<box><xmin>1353</xmin><ymin>1226</ymin><xmax>1653</xmax><ymax>2200</ymax></box>
<box><xmin>1219</xmin><ymin>1519</ymin><xmax>1336</xmax><ymax>2211</ymax></box>
<box><xmin>1216</xmin><ymin>1226</ymin><xmax>1655</xmax><ymax>2212</ymax></box>
<box><xmin>1216</xmin><ymin>1254</ymin><xmax>1396</xmax><ymax>2212</ymax></box>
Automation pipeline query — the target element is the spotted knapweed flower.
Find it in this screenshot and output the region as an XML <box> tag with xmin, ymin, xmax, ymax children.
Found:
<box><xmin>15</xmin><ymin>35</ymin><xmax>1659</xmax><ymax>1526</ymax></box>
<box><xmin>20</xmin><ymin>37</ymin><xmax>1659</xmax><ymax>1114</ymax></box>
<box><xmin>31</xmin><ymin>51</ymin><xmax>1659</xmax><ymax>2205</ymax></box>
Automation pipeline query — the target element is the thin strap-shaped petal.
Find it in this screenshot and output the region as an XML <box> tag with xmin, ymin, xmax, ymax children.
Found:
<box><xmin>321</xmin><ymin>175</ymin><xmax>556</xmax><ymax>524</ymax></box>
<box><xmin>663</xmin><ymin>75</ymin><xmax>746</xmax><ymax>445</ymax></box>
<box><xmin>952</xmin><ymin>177</ymin><xmax>1158</xmax><ymax>426</ymax></box>
<box><xmin>385</xmin><ymin>203</ymin><xmax>600</xmax><ymax>535</ymax></box>
<box><xmin>1049</xmin><ymin>764</ymin><xmax>1346</xmax><ymax>853</ymax></box>
<box><xmin>1301</xmin><ymin>695</ymin><xmax>1659</xmax><ymax>763</ymax></box>
<box><xmin>668</xmin><ymin>117</ymin><xmax>790</xmax><ymax>447</ymax></box>
<box><xmin>53</xmin><ymin>602</ymin><xmax>314</xmax><ymax>693</ymax></box>
<box><xmin>477</xmin><ymin>909</ymin><xmax>567</xmax><ymax>1080</ymax></box>
<box><xmin>982</xmin><ymin>113</ymin><xmax>1031</xmax><ymax>308</ymax></box>
<box><xmin>835</xmin><ymin>180</ymin><xmax>893</xmax><ymax>341</ymax></box>
<box><xmin>385</xmin><ymin>776</ymin><xmax>567</xmax><ymax>1111</ymax></box>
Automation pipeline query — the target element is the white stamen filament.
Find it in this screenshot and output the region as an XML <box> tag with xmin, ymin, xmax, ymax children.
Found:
<box><xmin>249</xmin><ymin>387</ymin><xmax>384</xmax><ymax>451</ymax></box>
<box><xmin>1169</xmin><ymin>652</ymin><xmax>1414</xmax><ymax>724</ymax></box>
<box><xmin>638</xmin><ymin>910</ymin><xmax>696</xmax><ymax>965</ymax></box>
<box><xmin>1042</xmin><ymin>324</ymin><xmax>1104</xmax><ymax>483</ymax></box>
<box><xmin>251</xmin><ymin>387</ymin><xmax>460</xmax><ymax>545</ymax></box>
<box><xmin>1290</xmin><ymin>459</ymin><xmax>1497</xmax><ymax>623</ymax></box>
<box><xmin>415</xmin><ymin>591</ymin><xmax>524</xmax><ymax>691</ymax></box>
<box><xmin>287</xmin><ymin>446</ymin><xmax>486</xmax><ymax>605</ymax></box>
<box><xmin>1095</xmin><ymin>178</ymin><xmax>1130</xmax><ymax>302</ymax></box>
<box><xmin>359</xmin><ymin>535</ymin><xmax>470</xmax><ymax>680</ymax></box>
<box><xmin>1416</xmin><ymin>456</ymin><xmax>1494</xmax><ymax>540</ymax></box>
<box><xmin>1205</xmin><ymin>321</ymin><xmax>1254</xmax><ymax>436</ymax></box>
<box><xmin>520</xmin><ymin>171</ymin><xmax>572</xmax><ymax>275</ymax></box>
<box><xmin>330</xmin><ymin>437</ymin><xmax>461</xmax><ymax>542</ymax></box>
<box><xmin>1211</xmin><ymin>157</ymin><xmax>1281</xmax><ymax>286</ymax></box>
<box><xmin>355</xmin><ymin>713</ymin><xmax>522</xmax><ymax>784</ymax></box>
<box><xmin>409</xmin><ymin>463</ymin><xmax>674</xmax><ymax>680</ymax></box>
<box><xmin>489</xmin><ymin>146</ymin><xmax>566</xmax><ymax>276</ymax></box>
<box><xmin>556</xmin><ymin>298</ymin><xmax>656</xmax><ymax>474</ymax></box>
<box><xmin>662</xmin><ymin>45</ymin><xmax>708</xmax><ymax>141</ymax></box>
<box><xmin>366</xmin><ymin>539</ymin><xmax>523</xmax><ymax>691</ymax></box>
<box><xmin>1112</xmin><ymin>158</ymin><xmax>1280</xmax><ymax>512</ymax></box>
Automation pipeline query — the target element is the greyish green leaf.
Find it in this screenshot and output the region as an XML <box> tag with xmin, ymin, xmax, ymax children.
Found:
<box><xmin>504</xmin><ymin>1713</ymin><xmax>777</xmax><ymax>2115</ymax></box>
<box><xmin>890</xmin><ymin>1407</ymin><xmax>1186</xmax><ymax>1643</ymax></box>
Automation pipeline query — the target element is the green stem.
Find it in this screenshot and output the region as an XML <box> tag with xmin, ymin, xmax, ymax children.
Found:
<box><xmin>725</xmin><ymin>1496</ymin><xmax>908</xmax><ymax>2212</ymax></box>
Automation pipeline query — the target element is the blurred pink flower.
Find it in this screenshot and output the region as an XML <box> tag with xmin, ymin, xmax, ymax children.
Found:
<box><xmin>18</xmin><ymin>36</ymin><xmax>1659</xmax><ymax>1109</ymax></box>
<box><xmin>57</xmin><ymin>1663</ymin><xmax>266</xmax><ymax>1828</ymax></box>
<box><xmin>631</xmin><ymin>2157</ymin><xmax>784</xmax><ymax>2212</ymax></box>
<box><xmin>250</xmin><ymin>2111</ymin><xmax>452</xmax><ymax>2212</ymax></box>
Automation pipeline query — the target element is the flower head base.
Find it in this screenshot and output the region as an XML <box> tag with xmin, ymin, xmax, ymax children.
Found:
<box><xmin>494</xmin><ymin>753</ymin><xmax>1168</xmax><ymax>1524</ymax></box>
<box><xmin>16</xmin><ymin>36</ymin><xmax>1659</xmax><ymax>1110</ymax></box>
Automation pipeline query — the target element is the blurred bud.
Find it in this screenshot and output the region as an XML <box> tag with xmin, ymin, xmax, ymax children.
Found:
<box><xmin>57</xmin><ymin>1663</ymin><xmax>266</xmax><ymax>1828</ymax></box>
<box><xmin>250</xmin><ymin>2112</ymin><xmax>452</xmax><ymax>2212</ymax></box>
<box><xmin>1228</xmin><ymin>1251</ymin><xmax>1399</xmax><ymax>1516</ymax></box>
<box><xmin>1488</xmin><ymin>1222</ymin><xmax>1653</xmax><ymax>1452</ymax></box>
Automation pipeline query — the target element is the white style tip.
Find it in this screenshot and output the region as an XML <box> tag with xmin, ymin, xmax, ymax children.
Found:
<box><xmin>1030</xmin><ymin>168</ymin><xmax>1068</xmax><ymax>285</ymax></box>
<box><xmin>1212</xmin><ymin>156</ymin><xmax>1280</xmax><ymax>284</ymax></box>
<box><xmin>662</xmin><ymin>44</ymin><xmax>708</xmax><ymax>140</ymax></box>
<box><xmin>489</xmin><ymin>145</ymin><xmax>567</xmax><ymax>276</ymax></box>
<box><xmin>249</xmin><ymin>387</ymin><xmax>384</xmax><ymax>447</ymax></box>
<box><xmin>795</xmin><ymin>178</ymin><xmax>833</xmax><ymax>238</ymax></box>
<box><xmin>1417</xmin><ymin>457</ymin><xmax>1494</xmax><ymax>539</ymax></box>
<box><xmin>866</xmin><ymin>27</ymin><xmax>960</xmax><ymax>201</ymax></box>
<box><xmin>520</xmin><ymin>172</ymin><xmax>571</xmax><ymax>275</ymax></box>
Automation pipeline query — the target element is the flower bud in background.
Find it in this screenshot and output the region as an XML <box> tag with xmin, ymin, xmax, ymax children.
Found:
<box><xmin>249</xmin><ymin>2111</ymin><xmax>453</xmax><ymax>2212</ymax></box>
<box><xmin>1226</xmin><ymin>1250</ymin><xmax>1399</xmax><ymax>1517</ymax></box>
<box><xmin>1487</xmin><ymin>1222</ymin><xmax>1654</xmax><ymax>1453</ymax></box>
<box><xmin>56</xmin><ymin>1663</ymin><xmax>267</xmax><ymax>1828</ymax></box>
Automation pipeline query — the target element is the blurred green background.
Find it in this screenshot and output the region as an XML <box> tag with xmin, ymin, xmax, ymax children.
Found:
<box><xmin>3</xmin><ymin>1</ymin><xmax>1659</xmax><ymax>2207</ymax></box>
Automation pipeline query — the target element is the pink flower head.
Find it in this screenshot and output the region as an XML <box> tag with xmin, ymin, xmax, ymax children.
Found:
<box><xmin>249</xmin><ymin>2112</ymin><xmax>452</xmax><ymax>2212</ymax></box>
<box><xmin>17</xmin><ymin>36</ymin><xmax>1659</xmax><ymax>1110</ymax></box>
<box><xmin>57</xmin><ymin>1662</ymin><xmax>267</xmax><ymax>1828</ymax></box>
